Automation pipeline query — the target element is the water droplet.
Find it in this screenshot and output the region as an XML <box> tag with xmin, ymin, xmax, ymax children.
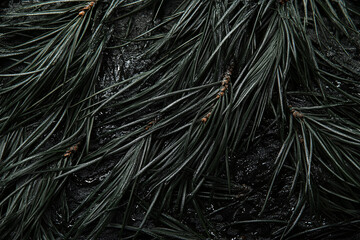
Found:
<box><xmin>85</xmin><ymin>177</ymin><xmax>96</xmax><ymax>184</ymax></box>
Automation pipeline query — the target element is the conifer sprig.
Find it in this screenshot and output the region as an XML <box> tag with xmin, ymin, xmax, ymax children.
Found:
<box><xmin>1</xmin><ymin>0</ymin><xmax>360</xmax><ymax>239</ymax></box>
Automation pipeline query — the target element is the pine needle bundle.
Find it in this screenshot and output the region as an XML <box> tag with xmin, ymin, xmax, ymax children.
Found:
<box><xmin>1</xmin><ymin>0</ymin><xmax>360</xmax><ymax>239</ymax></box>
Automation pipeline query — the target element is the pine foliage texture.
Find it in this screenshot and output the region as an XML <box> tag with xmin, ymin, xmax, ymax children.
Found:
<box><xmin>0</xmin><ymin>0</ymin><xmax>360</xmax><ymax>239</ymax></box>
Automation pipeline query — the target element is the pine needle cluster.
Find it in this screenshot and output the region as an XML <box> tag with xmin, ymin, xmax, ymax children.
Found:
<box><xmin>1</xmin><ymin>0</ymin><xmax>360</xmax><ymax>239</ymax></box>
